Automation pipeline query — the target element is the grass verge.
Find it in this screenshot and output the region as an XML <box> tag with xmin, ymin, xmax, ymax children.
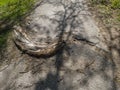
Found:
<box><xmin>0</xmin><ymin>0</ymin><xmax>35</xmax><ymax>49</ymax></box>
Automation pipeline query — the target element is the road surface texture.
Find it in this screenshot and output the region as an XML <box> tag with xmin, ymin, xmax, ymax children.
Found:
<box><xmin>0</xmin><ymin>0</ymin><xmax>117</xmax><ymax>90</ymax></box>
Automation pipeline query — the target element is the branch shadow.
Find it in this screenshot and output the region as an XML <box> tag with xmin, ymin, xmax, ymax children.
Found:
<box><xmin>34</xmin><ymin>0</ymin><xmax>85</xmax><ymax>90</ymax></box>
<box><xmin>33</xmin><ymin>1</ymin><xmax>117</xmax><ymax>90</ymax></box>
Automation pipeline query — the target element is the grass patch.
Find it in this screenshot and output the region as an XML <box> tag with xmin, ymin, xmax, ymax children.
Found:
<box><xmin>0</xmin><ymin>0</ymin><xmax>35</xmax><ymax>49</ymax></box>
<box><xmin>110</xmin><ymin>0</ymin><xmax>120</xmax><ymax>9</ymax></box>
<box><xmin>90</xmin><ymin>0</ymin><xmax>120</xmax><ymax>22</ymax></box>
<box><xmin>0</xmin><ymin>0</ymin><xmax>35</xmax><ymax>22</ymax></box>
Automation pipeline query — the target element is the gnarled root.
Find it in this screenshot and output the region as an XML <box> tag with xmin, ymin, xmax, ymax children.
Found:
<box><xmin>13</xmin><ymin>25</ymin><xmax>65</xmax><ymax>57</ymax></box>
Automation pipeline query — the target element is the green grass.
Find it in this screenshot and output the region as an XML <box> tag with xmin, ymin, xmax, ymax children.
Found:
<box><xmin>110</xmin><ymin>0</ymin><xmax>120</xmax><ymax>9</ymax></box>
<box><xmin>90</xmin><ymin>0</ymin><xmax>120</xmax><ymax>9</ymax></box>
<box><xmin>0</xmin><ymin>0</ymin><xmax>35</xmax><ymax>49</ymax></box>
<box><xmin>0</xmin><ymin>0</ymin><xmax>35</xmax><ymax>21</ymax></box>
<box><xmin>90</xmin><ymin>0</ymin><xmax>109</xmax><ymax>4</ymax></box>
<box><xmin>90</xmin><ymin>0</ymin><xmax>120</xmax><ymax>21</ymax></box>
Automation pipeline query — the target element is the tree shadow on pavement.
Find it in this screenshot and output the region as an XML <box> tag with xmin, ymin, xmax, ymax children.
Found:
<box><xmin>34</xmin><ymin>0</ymin><xmax>85</xmax><ymax>90</ymax></box>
